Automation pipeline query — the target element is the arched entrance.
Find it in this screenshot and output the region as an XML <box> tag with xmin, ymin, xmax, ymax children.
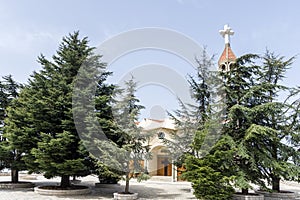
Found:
<box><xmin>157</xmin><ymin>156</ymin><xmax>172</xmax><ymax>176</ymax></box>
<box><xmin>148</xmin><ymin>145</ymin><xmax>172</xmax><ymax>176</ymax></box>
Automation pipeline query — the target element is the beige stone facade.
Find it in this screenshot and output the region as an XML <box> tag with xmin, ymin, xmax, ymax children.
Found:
<box><xmin>138</xmin><ymin>118</ymin><xmax>178</xmax><ymax>181</ymax></box>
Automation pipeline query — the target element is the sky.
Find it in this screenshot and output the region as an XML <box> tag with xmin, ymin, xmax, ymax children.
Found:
<box><xmin>1</xmin><ymin>0</ymin><xmax>300</xmax><ymax>119</ymax></box>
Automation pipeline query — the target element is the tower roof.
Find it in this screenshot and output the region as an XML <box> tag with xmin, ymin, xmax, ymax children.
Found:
<box><xmin>218</xmin><ymin>43</ymin><xmax>236</xmax><ymax>66</ymax></box>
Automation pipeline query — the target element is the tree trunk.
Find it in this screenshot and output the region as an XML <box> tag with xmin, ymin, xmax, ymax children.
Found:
<box><xmin>60</xmin><ymin>175</ymin><xmax>70</xmax><ymax>188</ymax></box>
<box><xmin>272</xmin><ymin>176</ymin><xmax>280</xmax><ymax>192</ymax></box>
<box><xmin>124</xmin><ymin>173</ymin><xmax>130</xmax><ymax>194</ymax></box>
<box><xmin>241</xmin><ymin>188</ymin><xmax>248</xmax><ymax>195</ymax></box>
<box><xmin>11</xmin><ymin>169</ymin><xmax>19</xmax><ymax>183</ymax></box>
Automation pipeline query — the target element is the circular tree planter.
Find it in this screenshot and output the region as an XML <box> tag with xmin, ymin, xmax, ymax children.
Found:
<box><xmin>113</xmin><ymin>192</ymin><xmax>138</xmax><ymax>200</ymax></box>
<box><xmin>256</xmin><ymin>190</ymin><xmax>296</xmax><ymax>200</ymax></box>
<box><xmin>0</xmin><ymin>181</ymin><xmax>34</xmax><ymax>189</ymax></box>
<box><xmin>233</xmin><ymin>193</ymin><xmax>264</xmax><ymax>200</ymax></box>
<box><xmin>34</xmin><ymin>185</ymin><xmax>91</xmax><ymax>196</ymax></box>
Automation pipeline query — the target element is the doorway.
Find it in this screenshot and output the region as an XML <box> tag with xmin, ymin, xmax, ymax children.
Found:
<box><xmin>157</xmin><ymin>156</ymin><xmax>172</xmax><ymax>176</ymax></box>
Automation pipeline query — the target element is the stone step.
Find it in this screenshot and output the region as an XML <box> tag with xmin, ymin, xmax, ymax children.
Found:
<box><xmin>148</xmin><ymin>176</ymin><xmax>173</xmax><ymax>182</ymax></box>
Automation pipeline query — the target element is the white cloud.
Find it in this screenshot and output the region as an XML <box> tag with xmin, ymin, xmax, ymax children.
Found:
<box><xmin>0</xmin><ymin>25</ymin><xmax>61</xmax><ymax>55</ymax></box>
<box><xmin>176</xmin><ymin>0</ymin><xmax>185</xmax><ymax>4</ymax></box>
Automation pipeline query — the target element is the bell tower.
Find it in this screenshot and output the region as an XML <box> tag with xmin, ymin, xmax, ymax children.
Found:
<box><xmin>218</xmin><ymin>24</ymin><xmax>236</xmax><ymax>72</ymax></box>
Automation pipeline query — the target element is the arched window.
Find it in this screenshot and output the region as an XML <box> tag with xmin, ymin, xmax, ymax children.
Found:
<box><xmin>157</xmin><ymin>132</ymin><xmax>165</xmax><ymax>139</ymax></box>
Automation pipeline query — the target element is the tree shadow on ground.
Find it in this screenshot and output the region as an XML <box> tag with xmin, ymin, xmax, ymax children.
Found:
<box><xmin>54</xmin><ymin>183</ymin><xmax>195</xmax><ymax>199</ymax></box>
<box><xmin>7</xmin><ymin>179</ymin><xmax>196</xmax><ymax>199</ymax></box>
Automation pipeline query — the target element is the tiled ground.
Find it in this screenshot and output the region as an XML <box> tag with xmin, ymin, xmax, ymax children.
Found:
<box><xmin>0</xmin><ymin>175</ymin><xmax>196</xmax><ymax>200</ymax></box>
<box><xmin>0</xmin><ymin>174</ymin><xmax>300</xmax><ymax>200</ymax></box>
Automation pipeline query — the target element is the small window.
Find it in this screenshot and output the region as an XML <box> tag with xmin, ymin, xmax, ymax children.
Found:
<box><xmin>158</xmin><ymin>132</ymin><xmax>165</xmax><ymax>139</ymax></box>
<box><xmin>221</xmin><ymin>64</ymin><xmax>226</xmax><ymax>71</ymax></box>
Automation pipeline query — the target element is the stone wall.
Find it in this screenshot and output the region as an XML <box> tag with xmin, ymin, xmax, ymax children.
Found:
<box><xmin>232</xmin><ymin>193</ymin><xmax>264</xmax><ymax>200</ymax></box>
<box><xmin>256</xmin><ymin>190</ymin><xmax>296</xmax><ymax>200</ymax></box>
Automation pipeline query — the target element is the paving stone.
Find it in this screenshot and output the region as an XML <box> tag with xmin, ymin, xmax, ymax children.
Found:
<box><xmin>0</xmin><ymin>175</ymin><xmax>196</xmax><ymax>200</ymax></box>
<box><xmin>1</xmin><ymin>175</ymin><xmax>300</xmax><ymax>200</ymax></box>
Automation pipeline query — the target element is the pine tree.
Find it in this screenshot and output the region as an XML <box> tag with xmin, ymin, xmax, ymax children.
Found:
<box><xmin>184</xmin><ymin>53</ymin><xmax>263</xmax><ymax>198</ymax></box>
<box><xmin>112</xmin><ymin>78</ymin><xmax>150</xmax><ymax>194</ymax></box>
<box><xmin>0</xmin><ymin>75</ymin><xmax>22</xmax><ymax>182</ymax></box>
<box><xmin>0</xmin><ymin>75</ymin><xmax>20</xmax><ymax>130</ymax></box>
<box><xmin>92</xmin><ymin>77</ymin><xmax>123</xmax><ymax>183</ymax></box>
<box><xmin>185</xmin><ymin>51</ymin><xmax>300</xmax><ymax>198</ymax></box>
<box><xmin>245</xmin><ymin>50</ymin><xmax>300</xmax><ymax>192</ymax></box>
<box><xmin>72</xmin><ymin>49</ymin><xmax>122</xmax><ymax>183</ymax></box>
<box><xmin>220</xmin><ymin>54</ymin><xmax>265</xmax><ymax>194</ymax></box>
<box><xmin>4</xmin><ymin>32</ymin><xmax>112</xmax><ymax>187</ymax></box>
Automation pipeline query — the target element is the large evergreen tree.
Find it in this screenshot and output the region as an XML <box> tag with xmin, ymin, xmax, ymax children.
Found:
<box><xmin>184</xmin><ymin>50</ymin><xmax>300</xmax><ymax>199</ymax></box>
<box><xmin>184</xmin><ymin>54</ymin><xmax>264</xmax><ymax>198</ymax></box>
<box><xmin>72</xmin><ymin>47</ymin><xmax>122</xmax><ymax>183</ymax></box>
<box><xmin>5</xmin><ymin>32</ymin><xmax>113</xmax><ymax>187</ymax></box>
<box><xmin>112</xmin><ymin>78</ymin><xmax>150</xmax><ymax>194</ymax></box>
<box><xmin>219</xmin><ymin>54</ymin><xmax>265</xmax><ymax>194</ymax></box>
<box><xmin>245</xmin><ymin>51</ymin><xmax>300</xmax><ymax>192</ymax></box>
<box><xmin>0</xmin><ymin>75</ymin><xmax>21</xmax><ymax>182</ymax></box>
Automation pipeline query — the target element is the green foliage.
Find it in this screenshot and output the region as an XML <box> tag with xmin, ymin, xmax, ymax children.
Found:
<box><xmin>95</xmin><ymin>161</ymin><xmax>121</xmax><ymax>183</ymax></box>
<box><xmin>71</xmin><ymin>45</ymin><xmax>123</xmax><ymax>183</ymax></box>
<box><xmin>4</xmin><ymin>32</ymin><xmax>115</xmax><ymax>186</ymax></box>
<box><xmin>218</xmin><ymin>54</ymin><xmax>266</xmax><ymax>192</ymax></box>
<box><xmin>0</xmin><ymin>75</ymin><xmax>20</xmax><ymax>127</ymax></box>
<box><xmin>31</xmin><ymin>131</ymin><xmax>90</xmax><ymax>179</ymax></box>
<box><xmin>244</xmin><ymin>51</ymin><xmax>300</xmax><ymax>191</ymax></box>
<box><xmin>76</xmin><ymin>76</ymin><xmax>150</xmax><ymax>192</ymax></box>
<box><xmin>4</xmin><ymin>86</ymin><xmax>41</xmax><ymax>175</ymax></box>
<box><xmin>184</xmin><ymin>50</ymin><xmax>300</xmax><ymax>199</ymax></box>
<box><xmin>165</xmin><ymin>49</ymin><xmax>218</xmax><ymax>161</ymax></box>
<box><xmin>183</xmin><ymin>152</ymin><xmax>235</xmax><ymax>200</ymax></box>
<box><xmin>112</xmin><ymin>78</ymin><xmax>150</xmax><ymax>193</ymax></box>
<box><xmin>165</xmin><ymin>50</ymin><xmax>236</xmax><ymax>198</ymax></box>
<box><xmin>0</xmin><ymin>75</ymin><xmax>23</xmax><ymax>182</ymax></box>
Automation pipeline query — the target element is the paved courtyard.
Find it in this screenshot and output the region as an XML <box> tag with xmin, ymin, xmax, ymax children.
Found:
<box><xmin>0</xmin><ymin>174</ymin><xmax>300</xmax><ymax>199</ymax></box>
<box><xmin>0</xmin><ymin>174</ymin><xmax>196</xmax><ymax>200</ymax></box>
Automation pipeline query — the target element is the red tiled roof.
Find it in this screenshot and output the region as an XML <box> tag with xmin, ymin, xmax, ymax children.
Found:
<box><xmin>218</xmin><ymin>44</ymin><xmax>236</xmax><ymax>65</ymax></box>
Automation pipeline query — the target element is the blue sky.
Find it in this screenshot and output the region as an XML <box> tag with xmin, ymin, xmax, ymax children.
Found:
<box><xmin>1</xmin><ymin>0</ymin><xmax>300</xmax><ymax>119</ymax></box>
